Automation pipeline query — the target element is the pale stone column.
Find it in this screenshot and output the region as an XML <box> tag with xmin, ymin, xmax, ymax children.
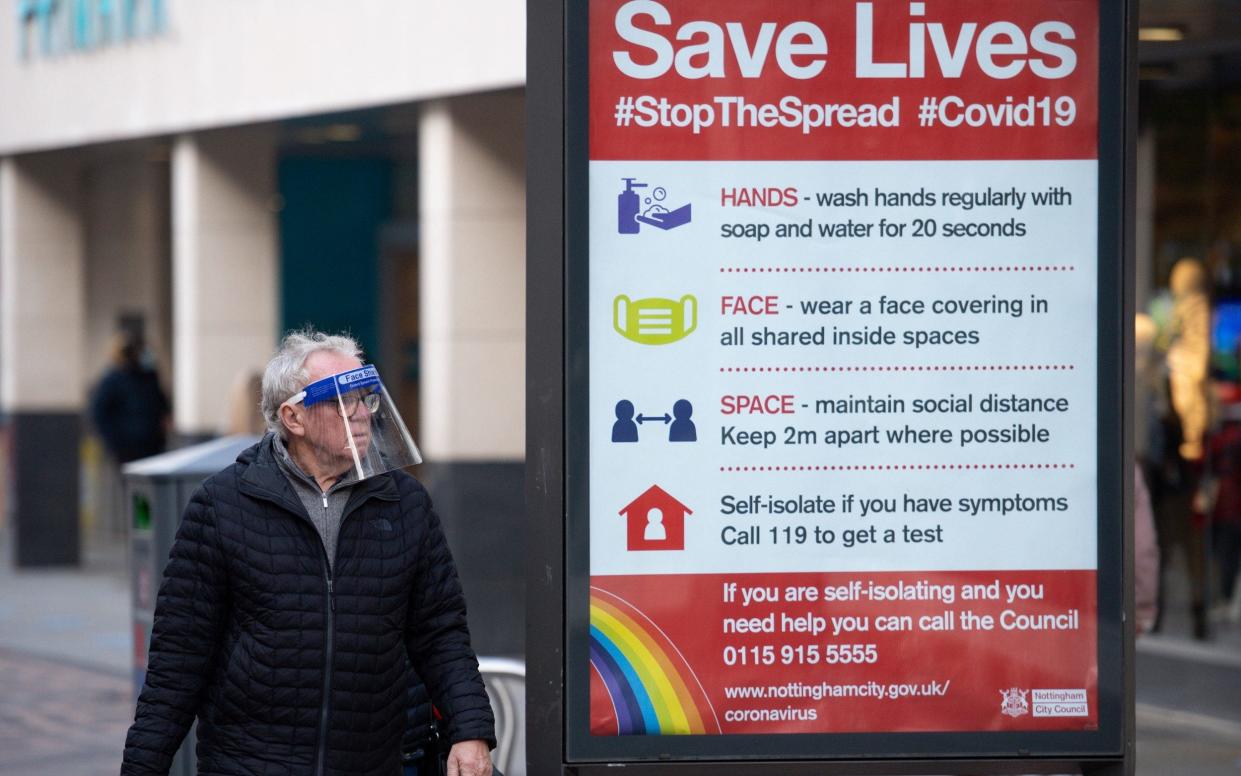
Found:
<box><xmin>417</xmin><ymin>92</ymin><xmax>527</xmax><ymax>656</ymax></box>
<box><xmin>171</xmin><ymin>128</ymin><xmax>278</xmax><ymax>437</ymax></box>
<box><xmin>418</xmin><ymin>92</ymin><xmax>526</xmax><ymax>461</ymax></box>
<box><xmin>0</xmin><ymin>152</ymin><xmax>87</xmax><ymax>565</ymax></box>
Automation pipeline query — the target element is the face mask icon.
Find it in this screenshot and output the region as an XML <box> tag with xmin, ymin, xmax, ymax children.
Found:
<box><xmin>613</xmin><ymin>294</ymin><xmax>697</xmax><ymax>345</ymax></box>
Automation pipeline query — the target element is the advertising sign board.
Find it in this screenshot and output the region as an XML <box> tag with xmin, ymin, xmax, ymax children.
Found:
<box><xmin>530</xmin><ymin>0</ymin><xmax>1133</xmax><ymax>771</ymax></box>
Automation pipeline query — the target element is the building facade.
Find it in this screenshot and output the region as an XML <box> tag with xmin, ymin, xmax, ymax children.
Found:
<box><xmin>0</xmin><ymin>0</ymin><xmax>526</xmax><ymax>654</ymax></box>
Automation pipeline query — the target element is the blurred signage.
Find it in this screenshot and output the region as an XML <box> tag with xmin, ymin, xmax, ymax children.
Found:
<box><xmin>17</xmin><ymin>0</ymin><xmax>167</xmax><ymax>60</ymax></box>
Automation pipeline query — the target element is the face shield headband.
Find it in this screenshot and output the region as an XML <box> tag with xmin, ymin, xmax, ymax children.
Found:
<box><xmin>281</xmin><ymin>364</ymin><xmax>423</xmax><ymax>482</ymax></box>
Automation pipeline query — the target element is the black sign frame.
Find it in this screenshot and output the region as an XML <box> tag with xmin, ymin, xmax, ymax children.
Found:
<box><xmin>526</xmin><ymin>1</ymin><xmax>1136</xmax><ymax>773</ymax></box>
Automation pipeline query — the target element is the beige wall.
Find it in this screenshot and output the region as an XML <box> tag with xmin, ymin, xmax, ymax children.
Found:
<box><xmin>419</xmin><ymin>92</ymin><xmax>526</xmax><ymax>460</ymax></box>
<box><xmin>172</xmin><ymin>127</ymin><xmax>278</xmax><ymax>435</ymax></box>
<box><xmin>0</xmin><ymin>153</ymin><xmax>86</xmax><ymax>411</ymax></box>
<box><xmin>0</xmin><ymin>0</ymin><xmax>525</xmax><ymax>155</ymax></box>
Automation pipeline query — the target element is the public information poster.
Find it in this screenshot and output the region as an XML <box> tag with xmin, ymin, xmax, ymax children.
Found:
<box><xmin>576</xmin><ymin>0</ymin><xmax>1114</xmax><ymax>753</ymax></box>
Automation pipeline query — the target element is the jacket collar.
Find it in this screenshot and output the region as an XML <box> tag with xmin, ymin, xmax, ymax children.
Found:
<box><xmin>238</xmin><ymin>435</ymin><xmax>400</xmax><ymax>519</ymax></box>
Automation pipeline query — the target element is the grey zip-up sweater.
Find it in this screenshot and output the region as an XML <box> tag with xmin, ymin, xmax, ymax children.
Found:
<box><xmin>272</xmin><ymin>433</ymin><xmax>355</xmax><ymax>570</ymax></box>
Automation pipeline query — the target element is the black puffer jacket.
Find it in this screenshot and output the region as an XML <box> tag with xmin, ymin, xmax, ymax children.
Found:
<box><xmin>121</xmin><ymin>436</ymin><xmax>495</xmax><ymax>775</ymax></box>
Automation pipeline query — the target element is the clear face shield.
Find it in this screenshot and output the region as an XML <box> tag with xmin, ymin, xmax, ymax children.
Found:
<box><xmin>281</xmin><ymin>365</ymin><xmax>422</xmax><ymax>482</ymax></box>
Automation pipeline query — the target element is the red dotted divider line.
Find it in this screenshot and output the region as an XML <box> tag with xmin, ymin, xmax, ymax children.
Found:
<box><xmin>719</xmin><ymin>464</ymin><xmax>1077</xmax><ymax>472</ymax></box>
<box><xmin>719</xmin><ymin>365</ymin><xmax>1075</xmax><ymax>373</ymax></box>
<box><xmin>720</xmin><ymin>266</ymin><xmax>1075</xmax><ymax>273</ymax></box>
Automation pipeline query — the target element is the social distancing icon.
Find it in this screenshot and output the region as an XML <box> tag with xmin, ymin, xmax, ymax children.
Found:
<box><xmin>611</xmin><ymin>399</ymin><xmax>696</xmax><ymax>443</ymax></box>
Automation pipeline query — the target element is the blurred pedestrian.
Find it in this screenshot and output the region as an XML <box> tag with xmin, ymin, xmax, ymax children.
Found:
<box><xmin>89</xmin><ymin>331</ymin><xmax>170</xmax><ymax>538</ymax></box>
<box><xmin>121</xmin><ymin>329</ymin><xmax>495</xmax><ymax>776</ymax></box>
<box><xmin>1165</xmin><ymin>257</ymin><xmax>1213</xmax><ymax>638</ymax></box>
<box><xmin>223</xmin><ymin>369</ymin><xmax>266</xmax><ymax>436</ymax></box>
<box><xmin>1135</xmin><ymin>464</ymin><xmax>1160</xmax><ymax>634</ymax></box>
<box><xmin>1204</xmin><ymin>403</ymin><xmax>1241</xmax><ymax>620</ymax></box>
<box><xmin>90</xmin><ymin>331</ymin><xmax>170</xmax><ymax>465</ymax></box>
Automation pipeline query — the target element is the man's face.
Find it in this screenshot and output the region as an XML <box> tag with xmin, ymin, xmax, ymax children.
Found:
<box><xmin>296</xmin><ymin>351</ymin><xmax>374</xmax><ymax>475</ymax></box>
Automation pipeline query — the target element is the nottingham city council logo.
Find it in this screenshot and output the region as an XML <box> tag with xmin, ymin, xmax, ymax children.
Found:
<box><xmin>1000</xmin><ymin>687</ymin><xmax>1030</xmax><ymax>718</ymax></box>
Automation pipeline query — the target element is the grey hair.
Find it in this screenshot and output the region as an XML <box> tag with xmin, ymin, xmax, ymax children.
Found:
<box><xmin>260</xmin><ymin>329</ymin><xmax>363</xmax><ymax>438</ymax></box>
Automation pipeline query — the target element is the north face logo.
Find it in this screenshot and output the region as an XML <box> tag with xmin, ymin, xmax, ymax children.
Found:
<box><xmin>371</xmin><ymin>518</ymin><xmax>393</xmax><ymax>532</ymax></box>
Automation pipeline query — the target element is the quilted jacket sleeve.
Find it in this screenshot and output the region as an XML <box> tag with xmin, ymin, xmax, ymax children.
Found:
<box><xmin>405</xmin><ymin>500</ymin><xmax>497</xmax><ymax>748</ymax></box>
<box><xmin>121</xmin><ymin>487</ymin><xmax>229</xmax><ymax>775</ymax></box>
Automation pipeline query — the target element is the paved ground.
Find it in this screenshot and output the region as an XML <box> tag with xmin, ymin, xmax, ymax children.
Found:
<box><xmin>0</xmin><ymin>650</ymin><xmax>130</xmax><ymax>776</ymax></box>
<box><xmin>4</xmin><ymin>646</ymin><xmax>1238</xmax><ymax>776</ymax></box>
<box><xmin>1135</xmin><ymin>705</ymin><xmax>1241</xmax><ymax>776</ymax></box>
<box><xmin>1</xmin><ymin>538</ymin><xmax>1239</xmax><ymax>775</ymax></box>
<box><xmin>0</xmin><ymin>562</ymin><xmax>131</xmax><ymax>674</ymax></box>
<box><xmin>0</xmin><ymin>536</ymin><xmax>139</xmax><ymax>776</ymax></box>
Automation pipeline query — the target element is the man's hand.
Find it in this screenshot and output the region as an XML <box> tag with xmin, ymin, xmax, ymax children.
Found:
<box><xmin>446</xmin><ymin>739</ymin><xmax>492</xmax><ymax>776</ymax></box>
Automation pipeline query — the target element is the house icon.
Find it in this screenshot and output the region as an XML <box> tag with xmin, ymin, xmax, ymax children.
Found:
<box><xmin>618</xmin><ymin>485</ymin><xmax>692</xmax><ymax>551</ymax></box>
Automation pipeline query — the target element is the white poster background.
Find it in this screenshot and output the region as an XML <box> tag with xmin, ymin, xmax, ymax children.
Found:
<box><xmin>589</xmin><ymin>160</ymin><xmax>1098</xmax><ymax>576</ymax></box>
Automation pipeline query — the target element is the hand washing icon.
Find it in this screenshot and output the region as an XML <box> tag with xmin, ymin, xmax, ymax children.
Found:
<box><xmin>617</xmin><ymin>179</ymin><xmax>692</xmax><ymax>234</ymax></box>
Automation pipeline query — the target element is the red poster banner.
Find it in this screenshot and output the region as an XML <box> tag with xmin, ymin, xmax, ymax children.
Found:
<box><xmin>589</xmin><ymin>571</ymin><xmax>1098</xmax><ymax>735</ymax></box>
<box><xmin>590</xmin><ymin>0</ymin><xmax>1098</xmax><ymax>161</ymax></box>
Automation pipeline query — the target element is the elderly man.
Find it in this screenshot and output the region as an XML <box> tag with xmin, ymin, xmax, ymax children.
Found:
<box><xmin>122</xmin><ymin>330</ymin><xmax>494</xmax><ymax>776</ymax></box>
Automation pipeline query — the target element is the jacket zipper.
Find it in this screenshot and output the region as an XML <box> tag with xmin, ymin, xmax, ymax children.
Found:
<box><xmin>315</xmin><ymin>559</ymin><xmax>334</xmax><ymax>776</ymax></box>
<box><xmin>315</xmin><ymin>491</ymin><xmax>333</xmax><ymax>776</ymax></box>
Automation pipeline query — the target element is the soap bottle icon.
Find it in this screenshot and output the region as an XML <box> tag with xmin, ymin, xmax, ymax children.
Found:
<box><xmin>618</xmin><ymin>178</ymin><xmax>648</xmax><ymax>234</ymax></box>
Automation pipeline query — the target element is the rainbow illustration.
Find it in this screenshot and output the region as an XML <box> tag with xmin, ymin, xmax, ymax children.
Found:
<box><xmin>589</xmin><ymin>587</ymin><xmax>720</xmax><ymax>735</ymax></box>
